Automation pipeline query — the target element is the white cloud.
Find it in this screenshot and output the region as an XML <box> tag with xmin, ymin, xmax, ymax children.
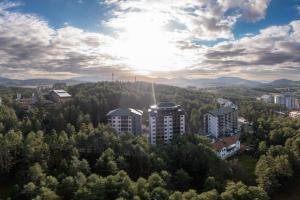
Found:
<box><xmin>1</xmin><ymin>0</ymin><xmax>300</xmax><ymax>80</ymax></box>
<box><xmin>0</xmin><ymin>2</ymin><xmax>130</xmax><ymax>79</ymax></box>
<box><xmin>297</xmin><ymin>5</ymin><xmax>300</xmax><ymax>15</ymax></box>
<box><xmin>104</xmin><ymin>0</ymin><xmax>270</xmax><ymax>41</ymax></box>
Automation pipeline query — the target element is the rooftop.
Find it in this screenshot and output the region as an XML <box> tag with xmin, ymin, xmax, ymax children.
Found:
<box><xmin>52</xmin><ymin>90</ymin><xmax>71</xmax><ymax>98</ymax></box>
<box><xmin>157</xmin><ymin>102</ymin><xmax>176</xmax><ymax>108</ymax></box>
<box><xmin>211</xmin><ymin>135</ymin><xmax>240</xmax><ymax>151</ymax></box>
<box><xmin>107</xmin><ymin>108</ymin><xmax>143</xmax><ymax>116</ymax></box>
<box><xmin>149</xmin><ymin>102</ymin><xmax>183</xmax><ymax>113</ymax></box>
<box><xmin>208</xmin><ymin>107</ymin><xmax>236</xmax><ymax>116</ymax></box>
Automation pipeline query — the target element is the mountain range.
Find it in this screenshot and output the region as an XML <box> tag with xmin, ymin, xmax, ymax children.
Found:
<box><xmin>0</xmin><ymin>76</ymin><xmax>299</xmax><ymax>89</ymax></box>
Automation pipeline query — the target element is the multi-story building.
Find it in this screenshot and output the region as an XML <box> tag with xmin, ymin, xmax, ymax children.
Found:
<box><xmin>274</xmin><ymin>93</ymin><xmax>296</xmax><ymax>109</ymax></box>
<box><xmin>148</xmin><ymin>102</ymin><xmax>185</xmax><ymax>145</ymax></box>
<box><xmin>107</xmin><ymin>108</ymin><xmax>143</xmax><ymax>135</ymax></box>
<box><xmin>274</xmin><ymin>94</ymin><xmax>285</xmax><ymax>106</ymax></box>
<box><xmin>285</xmin><ymin>94</ymin><xmax>296</xmax><ymax>109</ymax></box>
<box><xmin>203</xmin><ymin>107</ymin><xmax>238</xmax><ymax>138</ymax></box>
<box><xmin>296</xmin><ymin>97</ymin><xmax>300</xmax><ymax>109</ymax></box>
<box><xmin>260</xmin><ymin>94</ymin><xmax>273</xmax><ymax>103</ymax></box>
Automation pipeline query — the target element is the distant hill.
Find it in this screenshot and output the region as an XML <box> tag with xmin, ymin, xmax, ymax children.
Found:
<box><xmin>155</xmin><ymin>77</ymin><xmax>263</xmax><ymax>88</ymax></box>
<box><xmin>264</xmin><ymin>79</ymin><xmax>300</xmax><ymax>87</ymax></box>
<box><xmin>0</xmin><ymin>77</ymin><xmax>81</xmax><ymax>87</ymax></box>
<box><xmin>0</xmin><ymin>76</ymin><xmax>299</xmax><ymax>89</ymax></box>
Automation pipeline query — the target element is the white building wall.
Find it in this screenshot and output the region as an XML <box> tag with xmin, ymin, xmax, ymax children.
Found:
<box><xmin>180</xmin><ymin>115</ymin><xmax>185</xmax><ymax>135</ymax></box>
<box><xmin>163</xmin><ymin>116</ymin><xmax>173</xmax><ymax>143</ymax></box>
<box><xmin>208</xmin><ymin>114</ymin><xmax>219</xmax><ymax>138</ymax></box>
<box><xmin>111</xmin><ymin>116</ymin><xmax>122</xmax><ymax>134</ymax></box>
<box><xmin>150</xmin><ymin>116</ymin><xmax>156</xmax><ymax>145</ymax></box>
<box><xmin>217</xmin><ymin>140</ymin><xmax>241</xmax><ymax>159</ymax></box>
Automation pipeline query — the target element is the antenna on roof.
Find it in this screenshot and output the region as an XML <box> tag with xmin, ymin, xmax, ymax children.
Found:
<box><xmin>152</xmin><ymin>82</ymin><xmax>157</xmax><ymax>105</ymax></box>
<box><xmin>112</xmin><ymin>73</ymin><xmax>114</xmax><ymax>82</ymax></box>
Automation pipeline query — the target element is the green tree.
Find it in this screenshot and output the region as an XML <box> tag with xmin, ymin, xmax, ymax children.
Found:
<box><xmin>95</xmin><ymin>148</ymin><xmax>118</xmax><ymax>176</ymax></box>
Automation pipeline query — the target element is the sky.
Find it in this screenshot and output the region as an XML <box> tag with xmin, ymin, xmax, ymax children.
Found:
<box><xmin>1</xmin><ymin>0</ymin><xmax>300</xmax><ymax>81</ymax></box>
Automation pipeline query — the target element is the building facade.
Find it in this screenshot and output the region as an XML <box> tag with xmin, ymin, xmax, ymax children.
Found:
<box><xmin>148</xmin><ymin>102</ymin><xmax>185</xmax><ymax>145</ymax></box>
<box><xmin>260</xmin><ymin>94</ymin><xmax>273</xmax><ymax>103</ymax></box>
<box><xmin>296</xmin><ymin>97</ymin><xmax>300</xmax><ymax>109</ymax></box>
<box><xmin>274</xmin><ymin>93</ymin><xmax>296</xmax><ymax>110</ymax></box>
<box><xmin>203</xmin><ymin>107</ymin><xmax>238</xmax><ymax>138</ymax></box>
<box><xmin>107</xmin><ymin>108</ymin><xmax>143</xmax><ymax>135</ymax></box>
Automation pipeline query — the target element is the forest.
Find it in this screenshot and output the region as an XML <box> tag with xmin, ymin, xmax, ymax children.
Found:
<box><xmin>0</xmin><ymin>81</ymin><xmax>299</xmax><ymax>200</ymax></box>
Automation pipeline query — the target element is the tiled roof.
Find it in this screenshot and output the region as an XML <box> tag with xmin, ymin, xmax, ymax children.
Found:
<box><xmin>211</xmin><ymin>135</ymin><xmax>240</xmax><ymax>151</ymax></box>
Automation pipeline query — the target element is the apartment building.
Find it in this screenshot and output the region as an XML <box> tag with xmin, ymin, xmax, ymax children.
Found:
<box><xmin>296</xmin><ymin>97</ymin><xmax>300</xmax><ymax>109</ymax></box>
<box><xmin>148</xmin><ymin>102</ymin><xmax>185</xmax><ymax>145</ymax></box>
<box><xmin>203</xmin><ymin>107</ymin><xmax>238</xmax><ymax>138</ymax></box>
<box><xmin>260</xmin><ymin>94</ymin><xmax>273</xmax><ymax>103</ymax></box>
<box><xmin>107</xmin><ymin>108</ymin><xmax>143</xmax><ymax>135</ymax></box>
<box><xmin>274</xmin><ymin>93</ymin><xmax>296</xmax><ymax>110</ymax></box>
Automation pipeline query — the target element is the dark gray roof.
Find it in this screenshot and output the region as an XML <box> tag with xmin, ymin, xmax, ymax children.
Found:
<box><xmin>107</xmin><ymin>108</ymin><xmax>143</xmax><ymax>116</ymax></box>
<box><xmin>157</xmin><ymin>102</ymin><xmax>176</xmax><ymax>108</ymax></box>
<box><xmin>208</xmin><ymin>107</ymin><xmax>235</xmax><ymax>116</ymax></box>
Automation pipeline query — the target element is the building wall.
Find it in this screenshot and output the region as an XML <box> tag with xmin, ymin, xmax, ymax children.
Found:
<box><xmin>108</xmin><ymin>114</ymin><xmax>142</xmax><ymax>135</ymax></box>
<box><xmin>204</xmin><ymin>114</ymin><xmax>218</xmax><ymax>137</ymax></box>
<box><xmin>217</xmin><ymin>141</ymin><xmax>240</xmax><ymax>159</ymax></box>
<box><xmin>274</xmin><ymin>94</ymin><xmax>297</xmax><ymax>110</ymax></box>
<box><xmin>149</xmin><ymin>106</ymin><xmax>185</xmax><ymax>145</ymax></box>
<box><xmin>204</xmin><ymin>109</ymin><xmax>238</xmax><ymax>137</ymax></box>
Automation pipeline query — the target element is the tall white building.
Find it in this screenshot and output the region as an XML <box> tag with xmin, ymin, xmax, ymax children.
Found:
<box><xmin>296</xmin><ymin>97</ymin><xmax>300</xmax><ymax>109</ymax></box>
<box><xmin>274</xmin><ymin>93</ymin><xmax>296</xmax><ymax>109</ymax></box>
<box><xmin>260</xmin><ymin>94</ymin><xmax>273</xmax><ymax>103</ymax></box>
<box><xmin>148</xmin><ymin>102</ymin><xmax>185</xmax><ymax>145</ymax></box>
<box><xmin>107</xmin><ymin>108</ymin><xmax>143</xmax><ymax>135</ymax></box>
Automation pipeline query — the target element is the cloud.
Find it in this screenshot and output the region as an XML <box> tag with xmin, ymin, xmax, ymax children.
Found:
<box><xmin>0</xmin><ymin>2</ymin><xmax>134</xmax><ymax>79</ymax></box>
<box><xmin>198</xmin><ymin>21</ymin><xmax>300</xmax><ymax>79</ymax></box>
<box><xmin>1</xmin><ymin>1</ymin><xmax>300</xmax><ymax>81</ymax></box>
<box><xmin>104</xmin><ymin>0</ymin><xmax>270</xmax><ymax>41</ymax></box>
<box><xmin>297</xmin><ymin>5</ymin><xmax>300</xmax><ymax>15</ymax></box>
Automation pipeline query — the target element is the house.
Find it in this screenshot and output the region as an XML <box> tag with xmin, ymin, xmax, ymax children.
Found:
<box><xmin>49</xmin><ymin>90</ymin><xmax>72</xmax><ymax>103</ymax></box>
<box><xmin>211</xmin><ymin>135</ymin><xmax>241</xmax><ymax>159</ymax></box>
<box><xmin>15</xmin><ymin>93</ymin><xmax>37</xmax><ymax>109</ymax></box>
<box><xmin>289</xmin><ymin>111</ymin><xmax>300</xmax><ymax>119</ymax></box>
<box><xmin>217</xmin><ymin>98</ymin><xmax>238</xmax><ymax>109</ymax></box>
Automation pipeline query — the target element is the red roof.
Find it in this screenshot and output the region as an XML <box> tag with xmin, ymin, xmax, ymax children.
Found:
<box><xmin>211</xmin><ymin>135</ymin><xmax>240</xmax><ymax>151</ymax></box>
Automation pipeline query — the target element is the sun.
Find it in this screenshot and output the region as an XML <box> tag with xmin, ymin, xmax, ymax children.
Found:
<box><xmin>111</xmin><ymin>13</ymin><xmax>182</xmax><ymax>74</ymax></box>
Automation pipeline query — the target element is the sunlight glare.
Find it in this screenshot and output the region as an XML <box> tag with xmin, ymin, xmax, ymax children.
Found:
<box><xmin>112</xmin><ymin>13</ymin><xmax>182</xmax><ymax>73</ymax></box>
